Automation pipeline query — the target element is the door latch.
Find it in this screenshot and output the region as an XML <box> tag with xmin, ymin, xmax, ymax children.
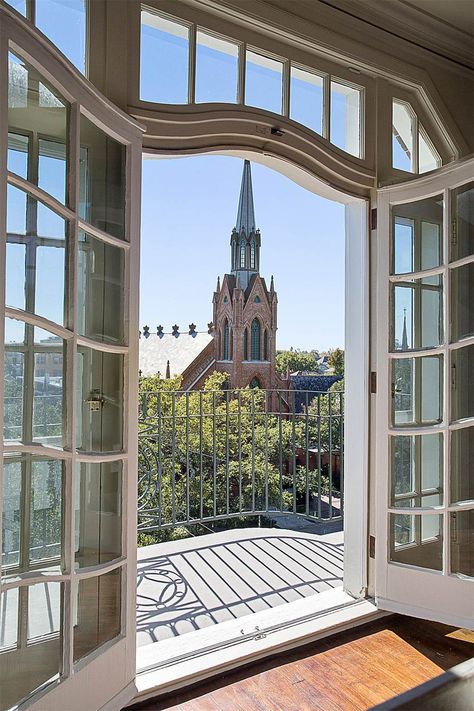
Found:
<box><xmin>86</xmin><ymin>389</ymin><xmax>105</xmax><ymax>411</ymax></box>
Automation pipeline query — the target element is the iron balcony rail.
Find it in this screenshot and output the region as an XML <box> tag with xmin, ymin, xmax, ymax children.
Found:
<box><xmin>138</xmin><ymin>388</ymin><xmax>344</xmax><ymax>532</ymax></box>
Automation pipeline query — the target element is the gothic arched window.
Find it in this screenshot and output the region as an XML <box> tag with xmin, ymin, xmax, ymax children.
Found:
<box><xmin>250</xmin><ymin>376</ymin><xmax>261</xmax><ymax>389</ymax></box>
<box><xmin>223</xmin><ymin>319</ymin><xmax>230</xmax><ymax>360</ymax></box>
<box><xmin>244</xmin><ymin>328</ymin><xmax>248</xmax><ymax>360</ymax></box>
<box><xmin>250</xmin><ymin>241</ymin><xmax>255</xmax><ymax>268</ymax></box>
<box><xmin>251</xmin><ymin>318</ymin><xmax>261</xmax><ymax>361</ymax></box>
<box><xmin>240</xmin><ymin>240</ymin><xmax>246</xmax><ymax>268</ymax></box>
<box><xmin>263</xmin><ymin>329</ymin><xmax>268</xmax><ymax>360</ymax></box>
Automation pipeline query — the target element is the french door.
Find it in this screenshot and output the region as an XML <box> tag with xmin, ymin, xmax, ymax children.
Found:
<box><xmin>375</xmin><ymin>157</ymin><xmax>474</xmax><ymax>628</ymax></box>
<box><xmin>0</xmin><ymin>7</ymin><xmax>141</xmax><ymax>710</ymax></box>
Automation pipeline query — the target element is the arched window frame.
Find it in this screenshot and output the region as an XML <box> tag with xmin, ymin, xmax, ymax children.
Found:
<box><xmin>251</xmin><ymin>318</ymin><xmax>261</xmax><ymax>361</ymax></box>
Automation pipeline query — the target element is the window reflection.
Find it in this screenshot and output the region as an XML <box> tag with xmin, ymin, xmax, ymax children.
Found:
<box><xmin>392</xmin><ymin>197</ymin><xmax>443</xmax><ymax>274</ymax></box>
<box><xmin>73</xmin><ymin>570</ymin><xmax>121</xmax><ymax>661</ymax></box>
<box><xmin>392</xmin><ymin>356</ymin><xmax>443</xmax><ymax>427</ymax></box>
<box><xmin>390</xmin><ymin>513</ymin><xmax>443</xmax><ymax>571</ymax></box>
<box><xmin>451</xmin><ymin>181</ymin><xmax>474</xmax><ymax>262</ymax></box>
<box><xmin>391</xmin><ymin>434</ymin><xmax>443</xmax><ymax>508</ymax></box>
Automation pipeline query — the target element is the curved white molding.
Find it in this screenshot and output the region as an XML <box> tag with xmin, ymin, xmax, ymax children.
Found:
<box><xmin>131</xmin><ymin>104</ymin><xmax>376</xmax><ymax>199</ymax></box>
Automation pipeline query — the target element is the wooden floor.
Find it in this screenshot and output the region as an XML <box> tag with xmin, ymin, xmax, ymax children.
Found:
<box><xmin>130</xmin><ymin>615</ymin><xmax>473</xmax><ymax>711</ymax></box>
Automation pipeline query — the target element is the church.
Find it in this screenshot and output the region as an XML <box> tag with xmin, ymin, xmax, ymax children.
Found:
<box><xmin>139</xmin><ymin>160</ymin><xmax>289</xmax><ymax>392</ymax></box>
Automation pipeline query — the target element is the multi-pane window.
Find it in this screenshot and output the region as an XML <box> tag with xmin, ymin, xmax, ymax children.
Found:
<box><xmin>392</xmin><ymin>99</ymin><xmax>441</xmax><ymax>174</ymax></box>
<box><xmin>2</xmin><ymin>46</ymin><xmax>131</xmax><ymax>709</ymax></box>
<box><xmin>5</xmin><ymin>0</ymin><xmax>87</xmax><ymax>74</ymax></box>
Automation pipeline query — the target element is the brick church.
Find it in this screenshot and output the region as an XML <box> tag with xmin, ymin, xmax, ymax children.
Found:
<box><xmin>139</xmin><ymin>160</ymin><xmax>289</xmax><ymax>392</ymax></box>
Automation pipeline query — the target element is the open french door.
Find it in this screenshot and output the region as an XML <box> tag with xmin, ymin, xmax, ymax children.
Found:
<box><xmin>0</xmin><ymin>6</ymin><xmax>141</xmax><ymax>710</ymax></box>
<box><xmin>375</xmin><ymin>157</ymin><xmax>474</xmax><ymax>628</ymax></box>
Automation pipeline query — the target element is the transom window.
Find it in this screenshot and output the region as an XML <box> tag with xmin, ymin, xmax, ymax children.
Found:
<box><xmin>392</xmin><ymin>99</ymin><xmax>441</xmax><ymax>174</ymax></box>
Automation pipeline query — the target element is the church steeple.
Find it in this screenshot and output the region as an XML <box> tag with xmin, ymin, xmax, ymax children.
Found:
<box><xmin>401</xmin><ymin>308</ymin><xmax>408</xmax><ymax>350</ymax></box>
<box><xmin>230</xmin><ymin>160</ymin><xmax>261</xmax><ymax>290</ymax></box>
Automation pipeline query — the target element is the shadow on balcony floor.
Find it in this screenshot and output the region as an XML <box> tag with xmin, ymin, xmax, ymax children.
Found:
<box><xmin>136</xmin><ymin>527</ymin><xmax>343</xmax><ymax>646</ymax></box>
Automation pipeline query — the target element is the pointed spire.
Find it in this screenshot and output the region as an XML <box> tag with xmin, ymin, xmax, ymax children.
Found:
<box><xmin>235</xmin><ymin>160</ymin><xmax>256</xmax><ymax>234</ymax></box>
<box><xmin>166</xmin><ymin>360</ymin><xmax>170</xmax><ymax>379</ymax></box>
<box><xmin>270</xmin><ymin>275</ymin><xmax>274</xmax><ymax>292</ymax></box>
<box><xmin>401</xmin><ymin>308</ymin><xmax>408</xmax><ymax>350</ymax></box>
<box><xmin>216</xmin><ymin>276</ymin><xmax>221</xmax><ymax>292</ymax></box>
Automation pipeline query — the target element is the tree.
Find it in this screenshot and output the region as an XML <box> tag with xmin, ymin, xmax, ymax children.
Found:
<box><xmin>327</xmin><ymin>348</ymin><xmax>344</xmax><ymax>375</ymax></box>
<box><xmin>276</xmin><ymin>350</ymin><xmax>317</xmax><ymax>375</ymax></box>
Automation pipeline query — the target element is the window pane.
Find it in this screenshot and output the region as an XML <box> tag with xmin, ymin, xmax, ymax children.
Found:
<box><xmin>140</xmin><ymin>9</ymin><xmax>189</xmax><ymax>103</ymax></box>
<box><xmin>36</xmin><ymin>0</ymin><xmax>87</xmax><ymax>74</ymax></box>
<box><xmin>450</xmin><ymin>510</ymin><xmax>474</xmax><ymax>577</ymax></box>
<box><xmin>4</xmin><ymin>0</ymin><xmax>27</xmax><ymax>15</ymax></box>
<box><xmin>33</xmin><ymin>335</ymin><xmax>64</xmax><ymax>447</ymax></box>
<box><xmin>392</xmin><ymin>276</ymin><xmax>443</xmax><ymax>351</ymax></box>
<box><xmin>77</xmin><ymin>348</ymin><xmax>123</xmax><ymax>452</ymax></box>
<box><xmin>0</xmin><ymin>588</ymin><xmax>18</xmax><ymax>649</ymax></box>
<box><xmin>451</xmin><ymin>263</ymin><xmax>474</xmax><ymax>342</ymax></box>
<box><xmin>451</xmin><ymin>345</ymin><xmax>474</xmax><ymax>421</ymax></box>
<box><xmin>0</xmin><ymin>583</ymin><xmax>62</xmax><ymax>710</ymax></box>
<box><xmin>390</xmin><ymin>513</ymin><xmax>442</xmax><ymax>571</ymax></box>
<box><xmin>391</xmin><ymin>434</ymin><xmax>443</xmax><ymax>507</ymax></box>
<box><xmin>80</xmin><ymin>114</ymin><xmax>126</xmax><ymax>239</ymax></box>
<box><xmin>7</xmin><ymin>132</ymin><xmax>28</xmax><ymax>178</ymax></box>
<box><xmin>4</xmin><ymin>349</ymin><xmax>24</xmax><ymax>443</ymax></box>
<box><xmin>290</xmin><ymin>66</ymin><xmax>323</xmax><ymax>135</ymax></box>
<box><xmin>8</xmin><ymin>52</ymin><xmax>68</xmax><ymax>203</ymax></box>
<box><xmin>392</xmin><ymin>355</ymin><xmax>443</xmax><ymax>426</ymax></box>
<box><xmin>73</xmin><ymin>569</ymin><xmax>121</xmax><ymax>661</ymax></box>
<box><xmin>451</xmin><ymin>426</ymin><xmax>474</xmax><ymax>504</ymax></box>
<box><xmin>75</xmin><ymin>462</ymin><xmax>122</xmax><ymax>568</ymax></box>
<box><xmin>30</xmin><ymin>458</ymin><xmax>63</xmax><ymax>566</ymax></box>
<box><xmin>196</xmin><ymin>31</ymin><xmax>238</xmax><ymax>103</ymax></box>
<box><xmin>419</xmin><ymin>127</ymin><xmax>440</xmax><ymax>174</ymax></box>
<box><xmin>451</xmin><ymin>181</ymin><xmax>474</xmax><ymax>262</ymax></box>
<box><xmin>392</xmin><ymin>197</ymin><xmax>443</xmax><ymax>274</ymax></box>
<box><xmin>330</xmin><ymin>80</ymin><xmax>361</xmax><ymax>157</ymax></box>
<box><xmin>77</xmin><ymin>229</ymin><xmax>125</xmax><ymax>344</ymax></box>
<box><xmin>392</xmin><ymin>100</ymin><xmax>414</xmax><ymax>172</ymax></box>
<box><xmin>245</xmin><ymin>50</ymin><xmax>283</xmax><ymax>115</ymax></box>
<box><xmin>2</xmin><ymin>458</ymin><xmax>21</xmax><ymax>568</ymax></box>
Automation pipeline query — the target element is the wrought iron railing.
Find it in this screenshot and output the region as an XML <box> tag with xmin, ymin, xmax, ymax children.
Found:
<box><xmin>138</xmin><ymin>388</ymin><xmax>344</xmax><ymax>532</ymax></box>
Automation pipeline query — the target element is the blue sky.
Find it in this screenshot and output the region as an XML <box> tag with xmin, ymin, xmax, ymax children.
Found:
<box><xmin>140</xmin><ymin>156</ymin><xmax>345</xmax><ymax>351</ymax></box>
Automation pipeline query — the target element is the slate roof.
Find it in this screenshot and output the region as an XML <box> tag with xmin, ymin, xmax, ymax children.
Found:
<box><xmin>139</xmin><ymin>332</ymin><xmax>213</xmax><ymax>378</ymax></box>
<box><xmin>290</xmin><ymin>373</ymin><xmax>343</xmax><ymax>412</ymax></box>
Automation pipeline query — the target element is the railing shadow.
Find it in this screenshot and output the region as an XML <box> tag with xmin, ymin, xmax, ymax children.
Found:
<box><xmin>136</xmin><ymin>530</ymin><xmax>344</xmax><ymax>646</ymax></box>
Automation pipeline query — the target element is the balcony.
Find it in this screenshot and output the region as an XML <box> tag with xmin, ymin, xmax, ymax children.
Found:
<box><xmin>136</xmin><ymin>387</ymin><xmax>346</xmax><ymax>683</ymax></box>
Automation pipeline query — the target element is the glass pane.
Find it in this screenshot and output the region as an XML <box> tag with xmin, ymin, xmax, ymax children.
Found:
<box><xmin>0</xmin><ymin>583</ymin><xmax>62</xmax><ymax>711</ymax></box>
<box><xmin>451</xmin><ymin>181</ymin><xmax>473</xmax><ymax>261</ymax></box>
<box><xmin>451</xmin><ymin>427</ymin><xmax>474</xmax><ymax>504</ymax></box>
<box><xmin>7</xmin><ymin>132</ymin><xmax>28</xmax><ymax>178</ymax></box>
<box><xmin>392</xmin><ymin>197</ymin><xmax>443</xmax><ymax>274</ymax></box>
<box><xmin>390</xmin><ymin>513</ymin><xmax>443</xmax><ymax>570</ymax></box>
<box><xmin>75</xmin><ymin>461</ymin><xmax>122</xmax><ymax>568</ymax></box>
<box><xmin>391</xmin><ymin>434</ymin><xmax>443</xmax><ymax>507</ymax></box>
<box><xmin>33</xmin><ymin>333</ymin><xmax>64</xmax><ymax>448</ymax></box>
<box><xmin>80</xmin><ymin>114</ymin><xmax>126</xmax><ymax>239</ymax></box>
<box><xmin>38</xmin><ymin>138</ymin><xmax>67</xmax><ymax>204</ymax></box>
<box><xmin>4</xmin><ymin>348</ymin><xmax>24</xmax><ymax>443</ymax></box>
<box><xmin>8</xmin><ymin>52</ymin><xmax>68</xmax><ymax>203</ymax></box>
<box><xmin>140</xmin><ymin>9</ymin><xmax>189</xmax><ymax>103</ymax></box>
<box><xmin>392</xmin><ymin>355</ymin><xmax>443</xmax><ymax>426</ymax></box>
<box><xmin>451</xmin><ymin>345</ymin><xmax>474</xmax><ymax>421</ymax></box>
<box><xmin>77</xmin><ymin>229</ymin><xmax>125</xmax><ymax>344</ymax></box>
<box><xmin>392</xmin><ymin>276</ymin><xmax>443</xmax><ymax>350</ymax></box>
<box><xmin>450</xmin><ymin>510</ymin><xmax>474</xmax><ymax>577</ymax></box>
<box><xmin>6</xmin><ymin>185</ymin><xmax>67</xmax><ymax>327</ymax></box>
<box><xmin>419</xmin><ymin>127</ymin><xmax>440</xmax><ymax>174</ymax></box>
<box><xmin>196</xmin><ymin>31</ymin><xmax>238</xmax><ymax>103</ymax></box>
<box><xmin>4</xmin><ymin>0</ymin><xmax>27</xmax><ymax>15</ymax></box>
<box><xmin>0</xmin><ymin>588</ymin><xmax>18</xmax><ymax>649</ymax></box>
<box><xmin>36</xmin><ymin>0</ymin><xmax>87</xmax><ymax>74</ymax></box>
<box><xmin>2</xmin><ymin>458</ymin><xmax>21</xmax><ymax>568</ymax></box>
<box><xmin>73</xmin><ymin>569</ymin><xmax>121</xmax><ymax>661</ymax></box>
<box><xmin>330</xmin><ymin>80</ymin><xmax>361</xmax><ymax>157</ymax></box>
<box><xmin>290</xmin><ymin>66</ymin><xmax>323</xmax><ymax>135</ymax></box>
<box><xmin>451</xmin><ymin>263</ymin><xmax>474</xmax><ymax>342</ymax></box>
<box><xmin>30</xmin><ymin>459</ymin><xmax>63</xmax><ymax>566</ymax></box>
<box><xmin>77</xmin><ymin>348</ymin><xmax>123</xmax><ymax>452</ymax></box>
<box><xmin>392</xmin><ymin>100</ymin><xmax>414</xmax><ymax>172</ymax></box>
<box><xmin>245</xmin><ymin>50</ymin><xmax>283</xmax><ymax>115</ymax></box>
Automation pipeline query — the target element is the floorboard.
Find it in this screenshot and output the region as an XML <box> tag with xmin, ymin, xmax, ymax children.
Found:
<box><xmin>128</xmin><ymin>614</ymin><xmax>473</xmax><ymax>711</ymax></box>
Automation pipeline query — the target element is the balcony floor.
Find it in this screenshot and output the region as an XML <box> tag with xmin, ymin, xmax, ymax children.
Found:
<box><xmin>137</xmin><ymin>526</ymin><xmax>343</xmax><ymax>647</ymax></box>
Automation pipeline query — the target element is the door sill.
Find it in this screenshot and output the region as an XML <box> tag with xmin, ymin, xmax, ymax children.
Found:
<box><xmin>134</xmin><ymin>588</ymin><xmax>383</xmax><ymax>703</ymax></box>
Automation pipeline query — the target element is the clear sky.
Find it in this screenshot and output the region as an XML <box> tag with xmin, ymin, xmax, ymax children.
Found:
<box><xmin>140</xmin><ymin>155</ymin><xmax>345</xmax><ymax>352</ymax></box>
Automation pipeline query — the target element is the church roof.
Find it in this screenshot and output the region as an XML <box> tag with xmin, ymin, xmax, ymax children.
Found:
<box><xmin>139</xmin><ymin>332</ymin><xmax>213</xmax><ymax>377</ymax></box>
<box><xmin>235</xmin><ymin>160</ymin><xmax>256</xmax><ymax>234</ymax></box>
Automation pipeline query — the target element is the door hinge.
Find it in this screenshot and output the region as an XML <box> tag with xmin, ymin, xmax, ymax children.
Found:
<box><xmin>370</xmin><ymin>372</ymin><xmax>377</xmax><ymax>394</ymax></box>
<box><xmin>370</xmin><ymin>208</ymin><xmax>377</xmax><ymax>230</ymax></box>
<box><xmin>369</xmin><ymin>535</ymin><xmax>375</xmax><ymax>559</ymax></box>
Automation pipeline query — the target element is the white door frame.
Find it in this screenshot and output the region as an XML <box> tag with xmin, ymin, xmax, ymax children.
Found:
<box><xmin>375</xmin><ymin>156</ymin><xmax>474</xmax><ymax>628</ymax></box>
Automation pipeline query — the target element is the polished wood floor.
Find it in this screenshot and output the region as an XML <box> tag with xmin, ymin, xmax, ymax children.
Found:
<box><xmin>130</xmin><ymin>615</ymin><xmax>473</xmax><ymax>711</ymax></box>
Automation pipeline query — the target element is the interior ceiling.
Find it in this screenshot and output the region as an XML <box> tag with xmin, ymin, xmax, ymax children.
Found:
<box><xmin>263</xmin><ymin>0</ymin><xmax>474</xmax><ymax>67</ymax></box>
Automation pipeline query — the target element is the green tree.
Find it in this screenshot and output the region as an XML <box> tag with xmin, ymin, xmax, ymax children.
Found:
<box><xmin>327</xmin><ymin>348</ymin><xmax>344</xmax><ymax>375</ymax></box>
<box><xmin>276</xmin><ymin>350</ymin><xmax>317</xmax><ymax>376</ymax></box>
